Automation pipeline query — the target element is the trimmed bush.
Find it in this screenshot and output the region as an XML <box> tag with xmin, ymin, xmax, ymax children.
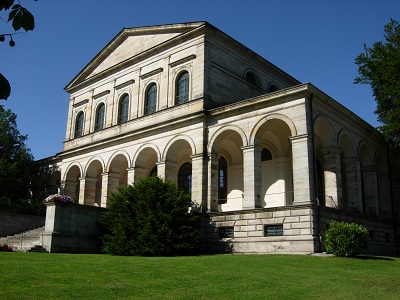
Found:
<box><xmin>324</xmin><ymin>221</ymin><xmax>369</xmax><ymax>257</ymax></box>
<box><xmin>100</xmin><ymin>176</ymin><xmax>200</xmax><ymax>256</ymax></box>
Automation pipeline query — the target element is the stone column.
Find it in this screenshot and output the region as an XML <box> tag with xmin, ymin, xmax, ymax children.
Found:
<box><xmin>156</xmin><ymin>161</ymin><xmax>166</xmax><ymax>180</ymax></box>
<box><xmin>207</xmin><ymin>153</ymin><xmax>219</xmax><ymax>212</ymax></box>
<box><xmin>63</xmin><ymin>180</ymin><xmax>79</xmax><ymax>203</ymax></box>
<box><xmin>290</xmin><ymin>134</ymin><xmax>315</xmax><ymax>205</ymax></box>
<box><xmin>127</xmin><ymin>167</ymin><xmax>135</xmax><ymax>185</ymax></box>
<box><xmin>362</xmin><ymin>166</ymin><xmax>379</xmax><ymax>216</ymax></box>
<box><xmin>79</xmin><ymin>177</ymin><xmax>97</xmax><ymax>206</ymax></box>
<box><xmin>343</xmin><ymin>157</ymin><xmax>363</xmax><ymax>213</ymax></box>
<box><xmin>242</xmin><ymin>145</ymin><xmax>262</xmax><ymax>209</ymax></box>
<box><xmin>78</xmin><ymin>177</ymin><xmax>86</xmax><ymax>205</ymax></box>
<box><xmin>191</xmin><ymin>154</ymin><xmax>207</xmax><ymax>209</ymax></box>
<box><xmin>322</xmin><ymin>148</ymin><xmax>342</xmax><ymax>209</ymax></box>
<box><xmin>101</xmin><ymin>172</ymin><xmax>120</xmax><ymax>207</ymax></box>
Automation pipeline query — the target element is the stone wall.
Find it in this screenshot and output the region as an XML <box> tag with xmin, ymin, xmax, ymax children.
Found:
<box><xmin>41</xmin><ymin>202</ymin><xmax>106</xmax><ymax>253</ymax></box>
<box><xmin>202</xmin><ymin>205</ymin><xmax>319</xmax><ymax>254</ymax></box>
<box><xmin>202</xmin><ymin>205</ymin><xmax>399</xmax><ymax>255</ymax></box>
<box><xmin>0</xmin><ymin>212</ymin><xmax>45</xmax><ymax>237</ymax></box>
<box><xmin>318</xmin><ymin>207</ymin><xmax>399</xmax><ymax>255</ymax></box>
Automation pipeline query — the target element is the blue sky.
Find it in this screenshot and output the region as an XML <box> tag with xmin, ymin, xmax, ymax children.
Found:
<box><xmin>2</xmin><ymin>0</ymin><xmax>400</xmax><ymax>160</ymax></box>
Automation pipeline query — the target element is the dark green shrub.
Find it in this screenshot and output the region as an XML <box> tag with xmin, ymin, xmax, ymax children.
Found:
<box><xmin>100</xmin><ymin>176</ymin><xmax>200</xmax><ymax>256</ymax></box>
<box><xmin>324</xmin><ymin>221</ymin><xmax>369</xmax><ymax>257</ymax></box>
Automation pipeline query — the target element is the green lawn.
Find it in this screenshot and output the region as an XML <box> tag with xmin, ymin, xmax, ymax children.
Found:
<box><xmin>0</xmin><ymin>253</ymin><xmax>399</xmax><ymax>299</ymax></box>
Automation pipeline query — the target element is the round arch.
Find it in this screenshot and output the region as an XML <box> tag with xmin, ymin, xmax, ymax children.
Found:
<box><xmin>337</xmin><ymin>129</ymin><xmax>356</xmax><ymax>158</ymax></box>
<box><xmin>250</xmin><ymin>113</ymin><xmax>297</xmax><ymax>145</ymax></box>
<box><xmin>106</xmin><ymin>150</ymin><xmax>131</xmax><ymax>172</ymax></box>
<box><xmin>162</xmin><ymin>135</ymin><xmax>196</xmax><ymax>161</ymax></box>
<box><xmin>208</xmin><ymin>125</ymin><xmax>248</xmax><ymax>154</ymax></box>
<box><xmin>314</xmin><ymin>114</ymin><xmax>336</xmax><ymax>149</ymax></box>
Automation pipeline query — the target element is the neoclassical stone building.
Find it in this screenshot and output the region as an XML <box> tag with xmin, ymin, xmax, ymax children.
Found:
<box><xmin>44</xmin><ymin>22</ymin><xmax>399</xmax><ymax>254</ymax></box>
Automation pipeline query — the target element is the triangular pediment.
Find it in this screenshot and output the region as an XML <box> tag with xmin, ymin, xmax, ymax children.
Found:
<box><xmin>65</xmin><ymin>22</ymin><xmax>205</xmax><ymax>92</ymax></box>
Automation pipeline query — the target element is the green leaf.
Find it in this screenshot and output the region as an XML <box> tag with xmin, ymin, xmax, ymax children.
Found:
<box><xmin>0</xmin><ymin>0</ymin><xmax>14</xmax><ymax>11</ymax></box>
<box><xmin>9</xmin><ymin>5</ymin><xmax>35</xmax><ymax>32</ymax></box>
<box><xmin>0</xmin><ymin>73</ymin><xmax>11</xmax><ymax>100</ymax></box>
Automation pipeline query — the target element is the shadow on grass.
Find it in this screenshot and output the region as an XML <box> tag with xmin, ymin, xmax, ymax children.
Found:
<box><xmin>356</xmin><ymin>255</ymin><xmax>396</xmax><ymax>261</ymax></box>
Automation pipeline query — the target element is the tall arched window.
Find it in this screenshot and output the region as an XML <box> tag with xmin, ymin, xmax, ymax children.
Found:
<box><xmin>144</xmin><ymin>83</ymin><xmax>157</xmax><ymax>115</ymax></box>
<box><xmin>94</xmin><ymin>103</ymin><xmax>105</xmax><ymax>132</ymax></box>
<box><xmin>150</xmin><ymin>165</ymin><xmax>157</xmax><ymax>177</ymax></box>
<box><xmin>218</xmin><ymin>157</ymin><xmax>228</xmax><ymax>204</ymax></box>
<box><xmin>118</xmin><ymin>94</ymin><xmax>129</xmax><ymax>124</ymax></box>
<box><xmin>178</xmin><ymin>162</ymin><xmax>192</xmax><ymax>194</ymax></box>
<box><xmin>175</xmin><ymin>71</ymin><xmax>189</xmax><ymax>104</ymax></box>
<box><xmin>74</xmin><ymin>111</ymin><xmax>84</xmax><ymax>138</ymax></box>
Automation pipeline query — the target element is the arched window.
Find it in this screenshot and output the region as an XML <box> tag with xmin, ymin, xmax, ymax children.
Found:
<box><xmin>218</xmin><ymin>157</ymin><xmax>228</xmax><ymax>204</ymax></box>
<box><xmin>261</xmin><ymin>148</ymin><xmax>272</xmax><ymax>161</ymax></box>
<box><xmin>74</xmin><ymin>111</ymin><xmax>84</xmax><ymax>138</ymax></box>
<box><xmin>150</xmin><ymin>165</ymin><xmax>157</xmax><ymax>177</ymax></box>
<box><xmin>118</xmin><ymin>94</ymin><xmax>129</xmax><ymax>124</ymax></box>
<box><xmin>244</xmin><ymin>71</ymin><xmax>260</xmax><ymax>87</ymax></box>
<box><xmin>94</xmin><ymin>103</ymin><xmax>105</xmax><ymax>132</ymax></box>
<box><xmin>175</xmin><ymin>71</ymin><xmax>189</xmax><ymax>104</ymax></box>
<box><xmin>178</xmin><ymin>162</ymin><xmax>192</xmax><ymax>194</ymax></box>
<box><xmin>268</xmin><ymin>84</ymin><xmax>279</xmax><ymax>93</ymax></box>
<box><xmin>144</xmin><ymin>83</ymin><xmax>157</xmax><ymax>115</ymax></box>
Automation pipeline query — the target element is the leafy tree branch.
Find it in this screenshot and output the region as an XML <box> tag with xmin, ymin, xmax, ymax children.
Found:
<box><xmin>0</xmin><ymin>0</ymin><xmax>36</xmax><ymax>100</ymax></box>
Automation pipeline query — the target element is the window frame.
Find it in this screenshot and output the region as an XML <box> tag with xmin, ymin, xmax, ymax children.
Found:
<box><xmin>175</xmin><ymin>71</ymin><xmax>189</xmax><ymax>105</ymax></box>
<box><xmin>94</xmin><ymin>102</ymin><xmax>105</xmax><ymax>132</ymax></box>
<box><xmin>264</xmin><ymin>224</ymin><xmax>284</xmax><ymax>237</ymax></box>
<box><xmin>218</xmin><ymin>226</ymin><xmax>234</xmax><ymax>239</ymax></box>
<box><xmin>117</xmin><ymin>94</ymin><xmax>129</xmax><ymax>124</ymax></box>
<box><xmin>74</xmin><ymin>111</ymin><xmax>84</xmax><ymax>138</ymax></box>
<box><xmin>144</xmin><ymin>83</ymin><xmax>157</xmax><ymax>115</ymax></box>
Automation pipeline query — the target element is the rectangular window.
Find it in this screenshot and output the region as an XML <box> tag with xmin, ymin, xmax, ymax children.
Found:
<box><xmin>218</xmin><ymin>226</ymin><xmax>234</xmax><ymax>239</ymax></box>
<box><xmin>264</xmin><ymin>224</ymin><xmax>284</xmax><ymax>237</ymax></box>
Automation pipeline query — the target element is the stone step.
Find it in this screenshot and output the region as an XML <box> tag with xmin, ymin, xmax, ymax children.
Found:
<box><xmin>28</xmin><ymin>245</ymin><xmax>48</xmax><ymax>253</ymax></box>
<box><xmin>0</xmin><ymin>226</ymin><xmax>45</xmax><ymax>252</ymax></box>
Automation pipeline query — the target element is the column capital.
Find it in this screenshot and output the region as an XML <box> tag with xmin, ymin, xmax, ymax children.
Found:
<box><xmin>241</xmin><ymin>145</ymin><xmax>263</xmax><ymax>152</ymax></box>
<box><xmin>289</xmin><ymin>134</ymin><xmax>309</xmax><ymax>143</ymax></box>
<box><xmin>190</xmin><ymin>153</ymin><xmax>205</xmax><ymax>161</ymax></box>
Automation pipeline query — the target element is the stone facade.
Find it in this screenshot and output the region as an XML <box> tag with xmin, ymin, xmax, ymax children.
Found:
<box><xmin>41</xmin><ymin>22</ymin><xmax>400</xmax><ymax>254</ymax></box>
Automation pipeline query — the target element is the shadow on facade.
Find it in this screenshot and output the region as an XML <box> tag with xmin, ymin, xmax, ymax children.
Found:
<box><xmin>199</xmin><ymin>214</ymin><xmax>233</xmax><ymax>254</ymax></box>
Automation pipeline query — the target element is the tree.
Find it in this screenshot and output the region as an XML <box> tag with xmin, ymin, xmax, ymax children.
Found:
<box><xmin>0</xmin><ymin>0</ymin><xmax>35</xmax><ymax>100</ymax></box>
<box><xmin>100</xmin><ymin>176</ymin><xmax>200</xmax><ymax>256</ymax></box>
<box><xmin>0</xmin><ymin>104</ymin><xmax>36</xmax><ymax>206</ymax></box>
<box><xmin>355</xmin><ymin>18</ymin><xmax>400</xmax><ymax>148</ymax></box>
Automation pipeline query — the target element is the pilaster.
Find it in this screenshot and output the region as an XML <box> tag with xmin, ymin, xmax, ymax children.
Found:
<box><xmin>190</xmin><ymin>153</ymin><xmax>207</xmax><ymax>208</ymax></box>
<box><xmin>290</xmin><ymin>134</ymin><xmax>315</xmax><ymax>205</ymax></box>
<box><xmin>242</xmin><ymin>145</ymin><xmax>262</xmax><ymax>209</ymax></box>
<box><xmin>207</xmin><ymin>153</ymin><xmax>219</xmax><ymax>212</ymax></box>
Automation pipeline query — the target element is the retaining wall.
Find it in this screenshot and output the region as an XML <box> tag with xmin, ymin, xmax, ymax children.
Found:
<box><xmin>0</xmin><ymin>212</ymin><xmax>45</xmax><ymax>237</ymax></box>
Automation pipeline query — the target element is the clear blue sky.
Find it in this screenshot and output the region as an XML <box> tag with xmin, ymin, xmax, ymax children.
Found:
<box><xmin>2</xmin><ymin>0</ymin><xmax>400</xmax><ymax>160</ymax></box>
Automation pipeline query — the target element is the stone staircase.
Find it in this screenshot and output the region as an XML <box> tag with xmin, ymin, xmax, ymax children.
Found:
<box><xmin>0</xmin><ymin>226</ymin><xmax>48</xmax><ymax>252</ymax></box>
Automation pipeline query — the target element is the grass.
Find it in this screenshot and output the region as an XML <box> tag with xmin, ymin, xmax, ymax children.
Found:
<box><xmin>0</xmin><ymin>253</ymin><xmax>399</xmax><ymax>299</ymax></box>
